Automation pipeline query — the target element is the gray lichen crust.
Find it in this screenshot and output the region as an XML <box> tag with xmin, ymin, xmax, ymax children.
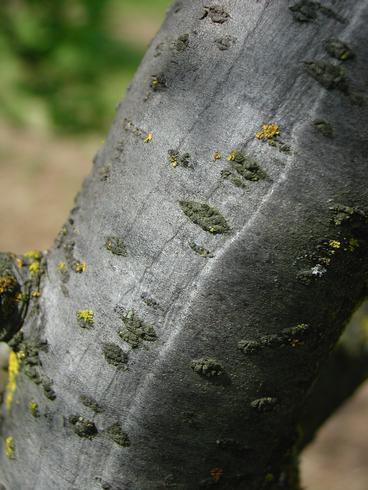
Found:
<box><xmin>179</xmin><ymin>201</ymin><xmax>230</xmax><ymax>234</ymax></box>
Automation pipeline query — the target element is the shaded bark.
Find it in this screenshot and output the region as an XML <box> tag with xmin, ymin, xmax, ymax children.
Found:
<box><xmin>1</xmin><ymin>1</ymin><xmax>368</xmax><ymax>489</ymax></box>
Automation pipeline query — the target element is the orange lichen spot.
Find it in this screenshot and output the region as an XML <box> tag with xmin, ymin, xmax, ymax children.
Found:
<box><xmin>144</xmin><ymin>132</ymin><xmax>153</xmax><ymax>143</ymax></box>
<box><xmin>73</xmin><ymin>261</ymin><xmax>87</xmax><ymax>273</ymax></box>
<box><xmin>210</xmin><ymin>467</ymin><xmax>224</xmax><ymax>482</ymax></box>
<box><xmin>169</xmin><ymin>154</ymin><xmax>178</xmax><ymax>168</ymax></box>
<box><xmin>213</xmin><ymin>151</ymin><xmax>221</xmax><ymax>161</ymax></box>
<box><xmin>289</xmin><ymin>338</ymin><xmax>303</xmax><ymax>348</ymax></box>
<box><xmin>256</xmin><ymin>123</ymin><xmax>280</xmax><ymax>141</ymax></box>
<box><xmin>0</xmin><ymin>275</ymin><xmax>17</xmax><ymax>295</ymax></box>
<box><xmin>227</xmin><ymin>150</ymin><xmax>237</xmax><ymax>161</ymax></box>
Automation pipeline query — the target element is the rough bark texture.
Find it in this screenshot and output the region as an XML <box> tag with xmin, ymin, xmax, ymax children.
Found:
<box><xmin>1</xmin><ymin>1</ymin><xmax>368</xmax><ymax>489</ymax></box>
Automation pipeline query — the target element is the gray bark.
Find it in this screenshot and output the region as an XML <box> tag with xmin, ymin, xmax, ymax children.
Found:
<box><xmin>1</xmin><ymin>1</ymin><xmax>368</xmax><ymax>489</ymax></box>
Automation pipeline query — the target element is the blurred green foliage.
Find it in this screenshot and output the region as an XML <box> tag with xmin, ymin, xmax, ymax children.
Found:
<box><xmin>0</xmin><ymin>0</ymin><xmax>170</xmax><ymax>134</ymax></box>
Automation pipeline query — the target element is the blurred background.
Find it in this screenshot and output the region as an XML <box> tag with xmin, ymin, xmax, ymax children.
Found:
<box><xmin>0</xmin><ymin>1</ymin><xmax>367</xmax><ymax>488</ymax></box>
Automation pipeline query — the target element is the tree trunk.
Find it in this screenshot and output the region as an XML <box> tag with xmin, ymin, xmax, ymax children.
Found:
<box><xmin>1</xmin><ymin>1</ymin><xmax>368</xmax><ymax>488</ymax></box>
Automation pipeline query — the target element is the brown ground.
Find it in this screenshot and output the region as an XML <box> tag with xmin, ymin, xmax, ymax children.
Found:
<box><xmin>0</xmin><ymin>121</ymin><xmax>367</xmax><ymax>489</ymax></box>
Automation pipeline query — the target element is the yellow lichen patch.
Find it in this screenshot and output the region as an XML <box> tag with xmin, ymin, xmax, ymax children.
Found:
<box><xmin>29</xmin><ymin>261</ymin><xmax>40</xmax><ymax>276</ymax></box>
<box><xmin>77</xmin><ymin>309</ymin><xmax>94</xmax><ymax>325</ymax></box>
<box><xmin>144</xmin><ymin>132</ymin><xmax>153</xmax><ymax>143</ymax></box>
<box><xmin>151</xmin><ymin>77</ymin><xmax>159</xmax><ymax>89</ymax></box>
<box><xmin>227</xmin><ymin>150</ymin><xmax>237</xmax><ymax>161</ymax></box>
<box><xmin>5</xmin><ymin>436</ymin><xmax>14</xmax><ymax>459</ymax></box>
<box><xmin>29</xmin><ymin>401</ymin><xmax>39</xmax><ymax>417</ymax></box>
<box><xmin>5</xmin><ymin>351</ymin><xmax>24</xmax><ymax>411</ymax></box>
<box><xmin>329</xmin><ymin>240</ymin><xmax>341</xmax><ymax>249</ymax></box>
<box><xmin>210</xmin><ymin>467</ymin><xmax>224</xmax><ymax>482</ymax></box>
<box><xmin>15</xmin><ymin>257</ymin><xmax>24</xmax><ymax>268</ymax></box>
<box><xmin>57</xmin><ymin>261</ymin><xmax>66</xmax><ymax>271</ymax></box>
<box><xmin>31</xmin><ymin>290</ymin><xmax>41</xmax><ymax>298</ymax></box>
<box><xmin>0</xmin><ymin>275</ymin><xmax>17</xmax><ymax>295</ymax></box>
<box><xmin>169</xmin><ymin>154</ymin><xmax>178</xmax><ymax>168</ymax></box>
<box><xmin>73</xmin><ymin>261</ymin><xmax>87</xmax><ymax>273</ymax></box>
<box><xmin>24</xmin><ymin>250</ymin><xmax>42</xmax><ymax>261</ymax></box>
<box><xmin>15</xmin><ymin>292</ymin><xmax>24</xmax><ymax>302</ymax></box>
<box><xmin>213</xmin><ymin>151</ymin><xmax>221</xmax><ymax>161</ymax></box>
<box><xmin>256</xmin><ymin>123</ymin><xmax>280</xmax><ymax>141</ymax></box>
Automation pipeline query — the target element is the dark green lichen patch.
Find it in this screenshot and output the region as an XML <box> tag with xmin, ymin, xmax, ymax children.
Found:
<box><xmin>105</xmin><ymin>236</ymin><xmax>128</xmax><ymax>257</ymax></box>
<box><xmin>154</xmin><ymin>42</ymin><xmax>165</xmax><ymax>58</ymax></box>
<box><xmin>330</xmin><ymin>204</ymin><xmax>367</xmax><ymax>228</ymax></box>
<box><xmin>201</xmin><ymin>5</ymin><xmax>230</xmax><ymax>24</ymax></box>
<box><xmin>69</xmin><ymin>415</ymin><xmax>98</xmax><ymax>439</ymax></box>
<box><xmin>313</xmin><ymin>119</ymin><xmax>334</xmax><ymax>138</ymax></box>
<box><xmin>103</xmin><ymin>423</ymin><xmax>131</xmax><ymax>447</ymax></box>
<box><xmin>118</xmin><ymin>309</ymin><xmax>157</xmax><ymax>349</ymax></box>
<box><xmin>296</xmin><ymin>208</ymin><xmax>368</xmax><ymax>284</ymax></box>
<box><xmin>174</xmin><ymin>33</ymin><xmax>189</xmax><ymax>52</ymax></box>
<box><xmin>0</xmin><ymin>253</ymin><xmax>30</xmax><ymax>342</ymax></box>
<box><xmin>289</xmin><ymin>0</ymin><xmax>318</xmax><ymax>22</ymax></box>
<box><xmin>11</xmin><ymin>334</ymin><xmax>47</xmax><ymax>386</ymax></box>
<box><xmin>191</xmin><ymin>357</ymin><xmax>224</xmax><ymax>377</ymax></box>
<box><xmin>179</xmin><ymin>201</ymin><xmax>230</xmax><ymax>234</ymax></box>
<box><xmin>215</xmin><ymin>35</ymin><xmax>236</xmax><ymax>51</ymax></box>
<box><xmin>221</xmin><ymin>170</ymin><xmax>247</xmax><ymax>189</ymax></box>
<box><xmin>304</xmin><ymin>61</ymin><xmax>349</xmax><ymax>92</ymax></box>
<box><xmin>325</xmin><ymin>39</ymin><xmax>354</xmax><ymax>61</ymax></box>
<box><xmin>250</xmin><ymin>397</ymin><xmax>278</xmax><ymax>413</ymax></box>
<box><xmin>150</xmin><ymin>74</ymin><xmax>167</xmax><ymax>92</ymax></box>
<box><xmin>237</xmin><ymin>339</ymin><xmax>263</xmax><ymax>354</ymax></box>
<box><xmin>95</xmin><ymin>477</ymin><xmax>113</xmax><ymax>490</ymax></box>
<box><xmin>289</xmin><ymin>1</ymin><xmax>344</xmax><ymax>23</ymax></box>
<box><xmin>238</xmin><ymin>324</ymin><xmax>312</xmax><ymax>354</ymax></box>
<box><xmin>141</xmin><ymin>292</ymin><xmax>160</xmax><ymax>310</ymax></box>
<box><xmin>319</xmin><ymin>5</ymin><xmax>345</xmax><ymax>23</ymax></box>
<box><xmin>103</xmin><ymin>343</ymin><xmax>128</xmax><ymax>369</ymax></box>
<box><xmin>189</xmin><ymin>241</ymin><xmax>214</xmax><ymax>258</ymax></box>
<box><xmin>98</xmin><ymin>165</ymin><xmax>111</xmax><ymax>181</ymax></box>
<box><xmin>216</xmin><ymin>438</ymin><xmax>250</xmax><ymax>456</ymax></box>
<box><xmin>228</xmin><ymin>152</ymin><xmax>267</xmax><ymax>182</ymax></box>
<box><xmin>42</xmin><ymin>376</ymin><xmax>56</xmax><ymax>401</ymax></box>
<box><xmin>168</xmin><ymin>150</ymin><xmax>193</xmax><ymax>169</ymax></box>
<box><xmin>80</xmin><ymin>394</ymin><xmax>104</xmax><ymax>413</ymax></box>
<box><xmin>29</xmin><ymin>401</ymin><xmax>40</xmax><ymax>418</ymax></box>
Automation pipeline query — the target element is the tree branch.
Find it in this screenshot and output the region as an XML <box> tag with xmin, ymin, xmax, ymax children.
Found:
<box><xmin>300</xmin><ymin>302</ymin><xmax>368</xmax><ymax>449</ymax></box>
